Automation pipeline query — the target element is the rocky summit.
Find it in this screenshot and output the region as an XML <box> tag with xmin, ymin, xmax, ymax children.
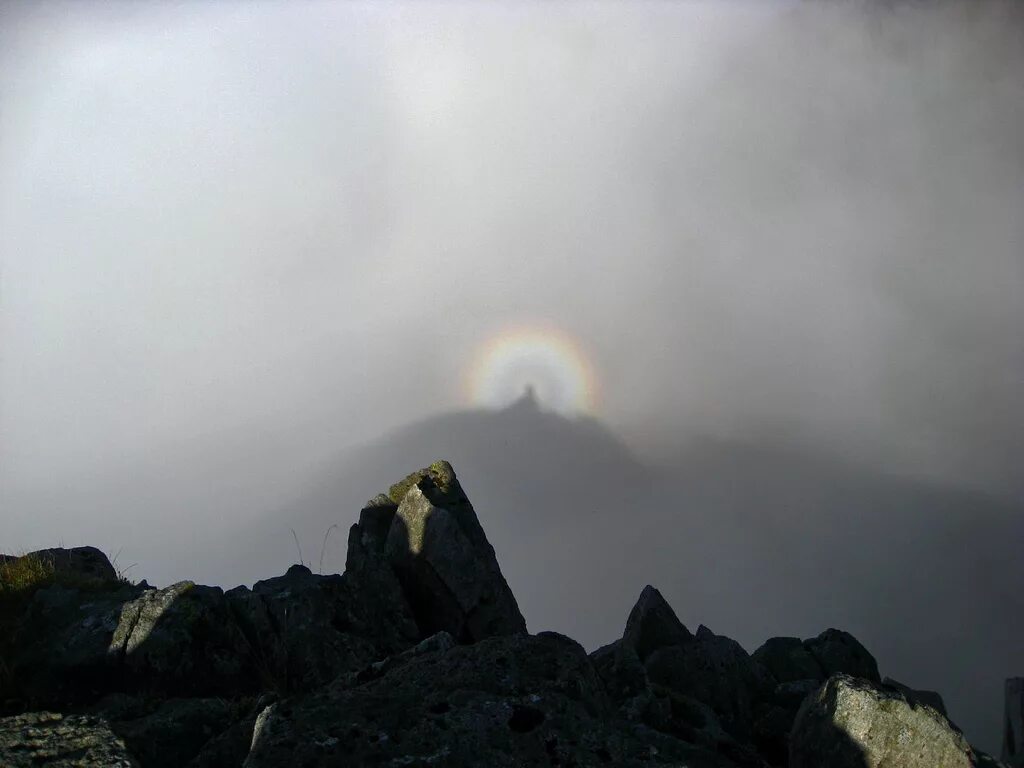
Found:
<box><xmin>0</xmin><ymin>460</ymin><xmax>1010</xmax><ymax>767</ymax></box>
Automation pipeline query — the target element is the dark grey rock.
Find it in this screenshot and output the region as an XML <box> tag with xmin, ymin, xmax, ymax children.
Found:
<box><xmin>226</xmin><ymin>566</ymin><xmax>379</xmax><ymax>694</ymax></box>
<box><xmin>749</xmin><ymin>679</ymin><xmax>821</xmax><ymax>766</ymax></box>
<box><xmin>1006</xmin><ymin>677</ymin><xmax>1024</xmax><ymax>767</ymax></box>
<box><xmin>243</xmin><ymin>631</ymin><xmax>737</xmax><ymax>768</ymax></box>
<box><xmin>790</xmin><ymin>674</ymin><xmax>973</xmax><ymax>768</ymax></box>
<box><xmin>772</xmin><ymin>678</ymin><xmax>821</xmax><ymax>708</ymax></box>
<box><xmin>0</xmin><ymin>711</ymin><xmax>139</xmax><ymax>767</ymax></box>
<box><xmin>111</xmin><ymin>581</ymin><xmax>257</xmax><ymax>697</ymax></box>
<box><xmin>107</xmin><ymin>698</ymin><xmax>240</xmax><ymax>768</ymax></box>
<box><xmin>383</xmin><ymin>460</ymin><xmax>527</xmax><ymax>642</ymax></box>
<box><xmin>6</xmin><ymin>582</ymin><xmax>145</xmax><ymax>706</ymax></box>
<box><xmin>185</xmin><ymin>714</ymin><xmax>257</xmax><ymax>768</ymax></box>
<box><xmin>590</xmin><ymin>639</ymin><xmax>651</xmax><ymax>714</ymax></box>
<box><xmin>644</xmin><ymin>626</ymin><xmax>774</xmax><ymax>741</ymax></box>
<box><xmin>341</xmin><ymin>498</ymin><xmax>424</xmax><ymax>655</ymax></box>
<box><xmin>21</xmin><ymin>547</ymin><xmax>119</xmax><ymax>584</ymax></box>
<box><xmin>622</xmin><ymin>585</ymin><xmax>693</xmax><ymax>662</ymax></box>
<box><xmin>803</xmin><ymin>628</ymin><xmax>880</xmax><ymax>683</ymax></box>
<box><xmin>752</xmin><ymin>637</ymin><xmax>824</xmax><ymax>683</ymax></box>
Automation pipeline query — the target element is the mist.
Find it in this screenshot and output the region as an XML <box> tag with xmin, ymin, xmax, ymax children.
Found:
<box><xmin>2</xmin><ymin>0</ymin><xmax>1022</xmax><ymax>756</ymax></box>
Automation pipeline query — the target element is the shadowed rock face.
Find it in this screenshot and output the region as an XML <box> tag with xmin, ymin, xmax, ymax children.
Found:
<box><xmin>382</xmin><ymin>461</ymin><xmax>527</xmax><ymax>642</ymax></box>
<box><xmin>0</xmin><ymin>460</ymin><xmax>1013</xmax><ymax>768</ymax></box>
<box><xmin>622</xmin><ymin>585</ymin><xmax>694</xmax><ymax>662</ymax></box>
<box><xmin>1006</xmin><ymin>678</ymin><xmax>1024</xmax><ymax>767</ymax></box>
<box><xmin>752</xmin><ymin>638</ymin><xmax>824</xmax><ymax>684</ymax></box>
<box><xmin>882</xmin><ymin>676</ymin><xmax>948</xmax><ymax>717</ymax></box>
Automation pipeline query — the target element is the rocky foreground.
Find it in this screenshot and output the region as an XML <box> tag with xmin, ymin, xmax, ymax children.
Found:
<box><xmin>0</xmin><ymin>460</ymin><xmax>1015</xmax><ymax>767</ymax></box>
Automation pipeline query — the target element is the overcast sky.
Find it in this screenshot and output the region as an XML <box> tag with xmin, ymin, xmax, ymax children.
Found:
<box><xmin>2</xmin><ymin>0</ymin><xmax>1022</xmax><ymax>500</ymax></box>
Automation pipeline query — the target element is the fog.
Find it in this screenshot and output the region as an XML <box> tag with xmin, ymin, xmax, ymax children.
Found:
<box><xmin>1</xmin><ymin>0</ymin><xmax>1022</xmax><ymax>756</ymax></box>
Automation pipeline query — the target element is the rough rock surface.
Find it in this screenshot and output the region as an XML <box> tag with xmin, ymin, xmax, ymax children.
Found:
<box><xmin>0</xmin><ymin>459</ymin><xmax>1011</xmax><ymax>767</ymax></box>
<box><xmin>751</xmin><ymin>637</ymin><xmax>824</xmax><ymax>684</ymax></box>
<box><xmin>622</xmin><ymin>584</ymin><xmax>694</xmax><ymax>661</ymax></box>
<box><xmin>244</xmin><ymin>630</ymin><xmax>735</xmax><ymax>768</ymax></box>
<box><xmin>14</xmin><ymin>547</ymin><xmax>118</xmax><ymax>584</ymax></box>
<box><xmin>789</xmin><ymin>673</ymin><xmax>974</xmax><ymax>768</ymax></box>
<box><xmin>110</xmin><ymin>581</ymin><xmax>256</xmax><ymax>696</ymax></box>
<box><xmin>882</xmin><ymin>676</ymin><xmax>949</xmax><ymax>717</ymax></box>
<box><xmin>383</xmin><ymin>460</ymin><xmax>527</xmax><ymax>641</ymax></box>
<box><xmin>644</xmin><ymin>624</ymin><xmax>774</xmax><ymax>741</ymax></box>
<box><xmin>803</xmin><ymin>628</ymin><xmax>880</xmax><ymax>684</ymax></box>
<box><xmin>225</xmin><ymin>565</ymin><xmax>379</xmax><ymax>693</ymax></box>
<box><xmin>0</xmin><ymin>711</ymin><xmax>139</xmax><ymax>767</ymax></box>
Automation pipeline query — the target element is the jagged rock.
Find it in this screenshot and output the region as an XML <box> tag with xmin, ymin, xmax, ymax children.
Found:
<box><xmin>3</xmin><ymin>462</ymin><xmax>995</xmax><ymax>768</ymax></box>
<box><xmin>622</xmin><ymin>585</ymin><xmax>694</xmax><ymax>662</ymax></box>
<box><xmin>111</xmin><ymin>581</ymin><xmax>256</xmax><ymax>697</ymax></box>
<box><xmin>590</xmin><ymin>639</ymin><xmax>766</xmax><ymax>766</ymax></box>
<box><xmin>226</xmin><ymin>565</ymin><xmax>379</xmax><ymax>693</ymax></box>
<box><xmin>590</xmin><ymin>585</ymin><xmax>690</xmax><ymax>724</ymax></box>
<box><xmin>882</xmin><ymin>676</ymin><xmax>948</xmax><ymax>716</ymax></box>
<box><xmin>789</xmin><ymin>673</ymin><xmax>974</xmax><ymax>768</ymax></box>
<box><xmin>0</xmin><ymin>711</ymin><xmax>139</xmax><ymax>767</ymax></box>
<box><xmin>803</xmin><ymin>628</ymin><xmax>880</xmax><ymax>683</ymax></box>
<box><xmin>1006</xmin><ymin>677</ymin><xmax>1024</xmax><ymax>767</ymax></box>
<box><xmin>644</xmin><ymin>625</ymin><xmax>774</xmax><ymax>742</ymax></box>
<box><xmin>244</xmin><ymin>631</ymin><xmax>738</xmax><ymax>768</ymax></box>
<box><xmin>383</xmin><ymin>460</ymin><xmax>527</xmax><ymax>642</ymax></box>
<box><xmin>342</xmin><ymin>496</ymin><xmax>422</xmax><ymax>654</ymax></box>
<box><xmin>751</xmin><ymin>637</ymin><xmax>824</xmax><ymax>683</ymax></box>
<box><xmin>590</xmin><ymin>639</ymin><xmax>651</xmax><ymax>713</ymax></box>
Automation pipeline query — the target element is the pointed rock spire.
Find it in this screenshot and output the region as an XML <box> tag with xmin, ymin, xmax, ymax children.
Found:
<box><xmin>621</xmin><ymin>584</ymin><xmax>693</xmax><ymax>662</ymax></box>
<box><xmin>382</xmin><ymin>460</ymin><xmax>527</xmax><ymax>642</ymax></box>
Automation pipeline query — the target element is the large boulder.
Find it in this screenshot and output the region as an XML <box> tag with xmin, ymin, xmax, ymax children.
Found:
<box><xmin>244</xmin><ymin>631</ymin><xmax>738</xmax><ymax>768</ymax></box>
<box><xmin>1006</xmin><ymin>677</ymin><xmax>1024</xmax><ymax>767</ymax></box>
<box><xmin>382</xmin><ymin>460</ymin><xmax>527</xmax><ymax>642</ymax></box>
<box><xmin>589</xmin><ymin>585</ymin><xmax>690</xmax><ymax>724</ymax></box>
<box><xmin>0</xmin><ymin>711</ymin><xmax>139</xmax><ymax>767</ymax></box>
<box><xmin>789</xmin><ymin>674</ymin><xmax>974</xmax><ymax>768</ymax></box>
<box><xmin>8</xmin><ymin>547</ymin><xmax>119</xmax><ymax>585</ymax></box>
